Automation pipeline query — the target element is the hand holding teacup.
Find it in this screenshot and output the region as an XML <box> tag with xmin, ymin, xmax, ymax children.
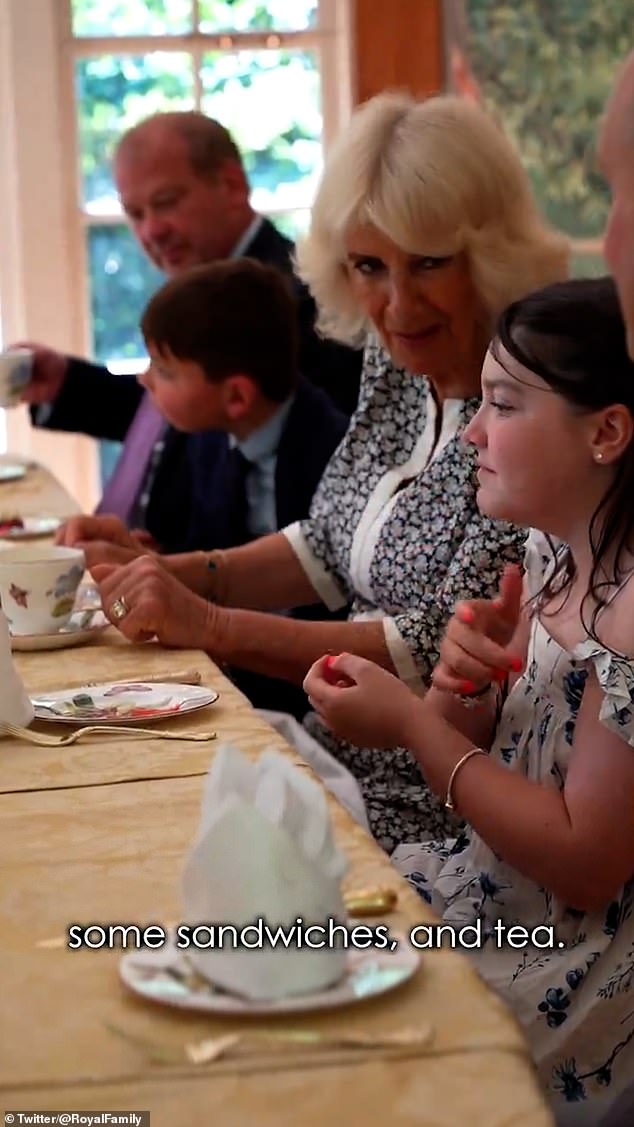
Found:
<box><xmin>0</xmin><ymin>348</ymin><xmax>34</xmax><ymax>409</ymax></box>
<box><xmin>0</xmin><ymin>343</ymin><xmax>69</xmax><ymax>408</ymax></box>
<box><xmin>55</xmin><ymin>514</ymin><xmax>151</xmax><ymax>568</ymax></box>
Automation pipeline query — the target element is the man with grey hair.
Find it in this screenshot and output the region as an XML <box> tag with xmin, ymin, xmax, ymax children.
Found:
<box><xmin>21</xmin><ymin>112</ymin><xmax>361</xmax><ymax>550</ymax></box>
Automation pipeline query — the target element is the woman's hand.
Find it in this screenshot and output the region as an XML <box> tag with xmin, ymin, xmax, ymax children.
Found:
<box><xmin>56</xmin><ymin>514</ymin><xmax>147</xmax><ymax>564</ymax></box>
<box><xmin>92</xmin><ymin>556</ymin><xmax>216</xmax><ymax>650</ymax></box>
<box><xmin>56</xmin><ymin>514</ymin><xmax>156</xmax><ymax>569</ymax></box>
<box><xmin>432</xmin><ymin>563</ymin><xmax>524</xmax><ymax>694</ymax></box>
<box><xmin>303</xmin><ymin>653</ymin><xmax>423</xmax><ymax>748</ymax></box>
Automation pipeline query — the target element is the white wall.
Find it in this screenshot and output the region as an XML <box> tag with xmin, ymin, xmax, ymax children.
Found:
<box><xmin>0</xmin><ymin>0</ymin><xmax>99</xmax><ymax>508</ymax></box>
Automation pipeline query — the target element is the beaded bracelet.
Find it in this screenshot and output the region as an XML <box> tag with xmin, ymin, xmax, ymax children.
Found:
<box><xmin>202</xmin><ymin>549</ymin><xmax>226</xmax><ymax>603</ymax></box>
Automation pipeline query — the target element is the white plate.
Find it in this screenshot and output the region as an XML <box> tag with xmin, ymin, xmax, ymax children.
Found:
<box><xmin>31</xmin><ymin>679</ymin><xmax>219</xmax><ymax>725</ymax></box>
<box><xmin>119</xmin><ymin>932</ymin><xmax>418</xmax><ymax>1015</ymax></box>
<box><xmin>11</xmin><ymin>610</ymin><xmax>109</xmax><ymax>652</ymax></box>
<box><xmin>0</xmin><ymin>464</ymin><xmax>26</xmax><ymax>483</ymax></box>
<box><xmin>0</xmin><ymin>516</ymin><xmax>62</xmax><ymax>541</ymax></box>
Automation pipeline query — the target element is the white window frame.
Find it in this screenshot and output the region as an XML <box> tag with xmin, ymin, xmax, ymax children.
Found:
<box><xmin>0</xmin><ymin>0</ymin><xmax>352</xmax><ymax>510</ymax></box>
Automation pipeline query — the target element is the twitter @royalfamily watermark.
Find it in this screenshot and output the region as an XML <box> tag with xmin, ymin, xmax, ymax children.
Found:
<box><xmin>4</xmin><ymin>1116</ymin><xmax>149</xmax><ymax>1126</ymax></box>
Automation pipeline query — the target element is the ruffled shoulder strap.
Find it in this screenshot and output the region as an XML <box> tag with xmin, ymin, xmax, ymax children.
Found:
<box><xmin>574</xmin><ymin>640</ymin><xmax>634</xmax><ymax>743</ymax></box>
<box><xmin>522</xmin><ymin>528</ymin><xmax>563</xmax><ymax>603</ymax></box>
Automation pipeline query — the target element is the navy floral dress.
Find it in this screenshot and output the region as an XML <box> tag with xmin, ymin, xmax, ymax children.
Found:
<box><xmin>282</xmin><ymin>338</ymin><xmax>526</xmax><ymax>850</ymax></box>
<box><xmin>393</xmin><ymin>530</ymin><xmax>634</xmax><ymax>1119</ymax></box>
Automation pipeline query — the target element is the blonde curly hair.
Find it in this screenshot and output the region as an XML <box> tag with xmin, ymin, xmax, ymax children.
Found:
<box><xmin>296</xmin><ymin>93</ymin><xmax>569</xmax><ymax>345</ymax></box>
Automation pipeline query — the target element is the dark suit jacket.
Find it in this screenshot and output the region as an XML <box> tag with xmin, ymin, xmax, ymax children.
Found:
<box><xmin>182</xmin><ymin>375</ymin><xmax>349</xmax><ymax>717</ymax></box>
<box><xmin>40</xmin><ymin>220</ymin><xmax>362</xmax><ymax>434</ymax></box>
<box><xmin>32</xmin><ymin>218</ymin><xmax>361</xmax><ymax>549</ymax></box>
<box><xmin>182</xmin><ymin>375</ymin><xmax>347</xmax><ymax>552</ymax></box>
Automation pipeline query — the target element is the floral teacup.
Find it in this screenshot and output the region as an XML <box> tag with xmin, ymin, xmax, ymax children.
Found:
<box><xmin>0</xmin><ymin>546</ymin><xmax>85</xmax><ymax>635</ymax></box>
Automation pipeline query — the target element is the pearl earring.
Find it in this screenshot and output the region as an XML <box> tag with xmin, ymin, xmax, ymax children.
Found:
<box><xmin>595</xmin><ymin>452</ymin><xmax>604</xmax><ymax>462</ymax></box>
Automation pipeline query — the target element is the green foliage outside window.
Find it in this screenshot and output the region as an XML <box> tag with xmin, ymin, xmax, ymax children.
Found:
<box><xmin>462</xmin><ymin>0</ymin><xmax>634</xmax><ymax>243</ymax></box>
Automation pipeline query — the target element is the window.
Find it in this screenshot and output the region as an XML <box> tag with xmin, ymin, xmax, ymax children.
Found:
<box><xmin>0</xmin><ymin>0</ymin><xmax>349</xmax><ymax>502</ymax></box>
<box><xmin>67</xmin><ymin>0</ymin><xmax>348</xmax><ymax>483</ymax></box>
<box><xmin>443</xmin><ymin>0</ymin><xmax>632</xmax><ymax>277</ymax></box>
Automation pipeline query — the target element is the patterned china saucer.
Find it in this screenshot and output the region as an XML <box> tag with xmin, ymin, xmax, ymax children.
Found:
<box><xmin>10</xmin><ymin>609</ymin><xmax>109</xmax><ymax>652</ymax></box>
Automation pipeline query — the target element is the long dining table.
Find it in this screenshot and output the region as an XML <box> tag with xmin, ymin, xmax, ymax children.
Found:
<box><xmin>0</xmin><ymin>456</ymin><xmax>555</xmax><ymax>1126</ymax></box>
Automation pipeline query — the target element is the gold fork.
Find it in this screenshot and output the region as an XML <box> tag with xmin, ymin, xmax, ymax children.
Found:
<box><xmin>0</xmin><ymin>722</ymin><xmax>216</xmax><ymax>747</ymax></box>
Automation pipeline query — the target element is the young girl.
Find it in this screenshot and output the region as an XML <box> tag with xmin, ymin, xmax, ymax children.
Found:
<box><xmin>304</xmin><ymin>277</ymin><xmax>634</xmax><ymax>1121</ymax></box>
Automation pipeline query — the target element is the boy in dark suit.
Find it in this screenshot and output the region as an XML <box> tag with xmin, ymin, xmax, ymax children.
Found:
<box><xmin>138</xmin><ymin>258</ymin><xmax>348</xmax><ymax>554</ymax></box>
<box><xmin>59</xmin><ymin>257</ymin><xmax>348</xmax><ymax>715</ymax></box>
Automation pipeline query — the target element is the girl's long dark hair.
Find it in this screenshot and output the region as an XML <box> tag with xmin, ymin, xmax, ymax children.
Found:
<box><xmin>493</xmin><ymin>276</ymin><xmax>634</xmax><ymax>645</ymax></box>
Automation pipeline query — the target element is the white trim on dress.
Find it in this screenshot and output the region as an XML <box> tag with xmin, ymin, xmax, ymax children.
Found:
<box><xmin>349</xmin><ymin>398</ymin><xmax>465</xmax><ymax>602</ymax></box>
<box><xmin>282</xmin><ymin>521</ymin><xmax>349</xmax><ymax>610</ymax></box>
<box><xmin>383</xmin><ymin>615</ymin><xmax>425</xmax><ymax>692</ymax></box>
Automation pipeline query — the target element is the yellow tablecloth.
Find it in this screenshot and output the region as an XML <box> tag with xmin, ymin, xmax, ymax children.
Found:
<box><xmin>6</xmin><ymin>631</ymin><xmax>298</xmax><ymax>794</ymax></box>
<box><xmin>0</xmin><ymin>462</ymin><xmax>555</xmax><ymax>1125</ymax></box>
<box><xmin>0</xmin><ymin>455</ymin><xmax>79</xmax><ymax>529</ymax></box>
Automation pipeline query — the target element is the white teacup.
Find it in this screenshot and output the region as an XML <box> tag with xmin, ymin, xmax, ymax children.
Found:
<box><xmin>0</xmin><ymin>546</ymin><xmax>85</xmax><ymax>635</ymax></box>
<box><xmin>0</xmin><ymin>348</ymin><xmax>33</xmax><ymax>408</ymax></box>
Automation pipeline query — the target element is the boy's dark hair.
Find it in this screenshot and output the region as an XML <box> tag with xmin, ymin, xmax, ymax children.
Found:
<box><xmin>141</xmin><ymin>258</ymin><xmax>299</xmax><ymax>402</ymax></box>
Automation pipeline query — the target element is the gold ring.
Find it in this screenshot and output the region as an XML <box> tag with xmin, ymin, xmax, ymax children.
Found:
<box><xmin>110</xmin><ymin>596</ymin><xmax>129</xmax><ymax>621</ymax></box>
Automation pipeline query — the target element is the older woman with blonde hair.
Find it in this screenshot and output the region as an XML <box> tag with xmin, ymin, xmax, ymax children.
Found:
<box><xmin>68</xmin><ymin>92</ymin><xmax>569</xmax><ymax>850</ymax></box>
<box><xmin>298</xmin><ymin>92</ymin><xmax>566</xmax><ymax>348</ymax></box>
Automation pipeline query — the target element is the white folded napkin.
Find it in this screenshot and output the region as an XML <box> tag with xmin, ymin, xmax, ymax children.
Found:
<box><xmin>181</xmin><ymin>743</ymin><xmax>349</xmax><ymax>1000</ymax></box>
<box><xmin>0</xmin><ymin>607</ymin><xmax>34</xmax><ymax>728</ymax></box>
<box><xmin>256</xmin><ymin>708</ymin><xmax>371</xmax><ymax>830</ymax></box>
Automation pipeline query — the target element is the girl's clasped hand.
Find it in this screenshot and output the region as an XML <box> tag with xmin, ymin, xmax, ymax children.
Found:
<box><xmin>305</xmin><ymin>562</ymin><xmax>526</xmax><ymax>742</ymax></box>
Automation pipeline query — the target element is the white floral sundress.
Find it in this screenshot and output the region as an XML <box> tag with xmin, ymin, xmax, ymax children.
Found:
<box><xmin>392</xmin><ymin>531</ymin><xmax>634</xmax><ymax>1120</ymax></box>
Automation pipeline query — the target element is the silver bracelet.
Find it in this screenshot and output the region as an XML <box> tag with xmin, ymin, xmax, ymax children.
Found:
<box><xmin>445</xmin><ymin>747</ymin><xmax>488</xmax><ymax>812</ymax></box>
